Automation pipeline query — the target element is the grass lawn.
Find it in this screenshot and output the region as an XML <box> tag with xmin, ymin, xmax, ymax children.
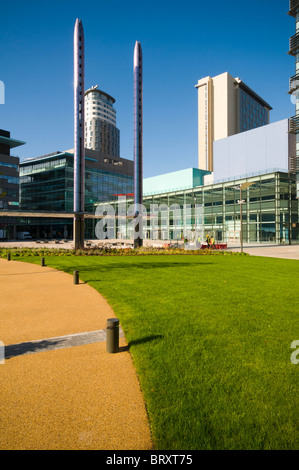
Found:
<box><xmin>15</xmin><ymin>253</ymin><xmax>299</xmax><ymax>450</ymax></box>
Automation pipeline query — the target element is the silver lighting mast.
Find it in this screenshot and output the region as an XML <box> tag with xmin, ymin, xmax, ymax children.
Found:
<box><xmin>73</xmin><ymin>18</ymin><xmax>85</xmax><ymax>249</ymax></box>
<box><xmin>133</xmin><ymin>41</ymin><xmax>143</xmax><ymax>248</ymax></box>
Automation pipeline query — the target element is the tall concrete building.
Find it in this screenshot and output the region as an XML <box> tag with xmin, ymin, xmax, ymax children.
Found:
<box><xmin>195</xmin><ymin>72</ymin><xmax>272</xmax><ymax>172</ymax></box>
<box><xmin>288</xmin><ymin>0</ymin><xmax>299</xmax><ymax>198</ymax></box>
<box><xmin>85</xmin><ymin>85</ymin><xmax>120</xmax><ymax>158</ymax></box>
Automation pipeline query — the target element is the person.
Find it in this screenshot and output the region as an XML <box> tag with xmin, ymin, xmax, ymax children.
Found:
<box><xmin>206</xmin><ymin>234</ymin><xmax>210</xmax><ymax>248</ymax></box>
<box><xmin>210</xmin><ymin>236</ymin><xmax>215</xmax><ymax>249</ymax></box>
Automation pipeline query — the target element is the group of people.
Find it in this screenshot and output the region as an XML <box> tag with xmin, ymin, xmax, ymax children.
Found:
<box><xmin>177</xmin><ymin>233</ymin><xmax>216</xmax><ymax>249</ymax></box>
<box><xmin>206</xmin><ymin>234</ymin><xmax>215</xmax><ymax>249</ymax></box>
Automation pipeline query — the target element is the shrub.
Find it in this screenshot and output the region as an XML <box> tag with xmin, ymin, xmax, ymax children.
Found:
<box><xmin>0</xmin><ymin>245</ymin><xmax>249</xmax><ymax>259</ymax></box>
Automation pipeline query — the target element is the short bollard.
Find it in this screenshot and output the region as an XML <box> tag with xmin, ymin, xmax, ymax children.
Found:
<box><xmin>106</xmin><ymin>318</ymin><xmax>119</xmax><ymax>354</ymax></box>
<box><xmin>7</xmin><ymin>253</ymin><xmax>11</xmax><ymax>261</ymax></box>
<box><xmin>73</xmin><ymin>270</ymin><xmax>79</xmax><ymax>285</ymax></box>
<box><xmin>41</xmin><ymin>257</ymin><xmax>45</xmax><ymax>267</ymax></box>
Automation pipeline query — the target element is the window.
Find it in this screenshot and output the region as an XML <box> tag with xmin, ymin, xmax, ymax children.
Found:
<box><xmin>0</xmin><ymin>162</ymin><xmax>18</xmax><ymax>170</ymax></box>
<box><xmin>0</xmin><ymin>175</ymin><xmax>19</xmax><ymax>184</ymax></box>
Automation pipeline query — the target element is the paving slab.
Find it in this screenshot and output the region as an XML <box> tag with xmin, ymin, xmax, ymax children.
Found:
<box><xmin>4</xmin><ymin>328</ymin><xmax>125</xmax><ymax>359</ymax></box>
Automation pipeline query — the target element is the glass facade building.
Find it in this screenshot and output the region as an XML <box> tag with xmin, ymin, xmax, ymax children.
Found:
<box><xmin>95</xmin><ymin>171</ymin><xmax>299</xmax><ymax>244</ymax></box>
<box><xmin>20</xmin><ymin>150</ymin><xmax>133</xmax><ymax>213</ymax></box>
<box><xmin>0</xmin><ymin>129</ymin><xmax>25</xmax><ymax>239</ymax></box>
<box><xmin>239</xmin><ymin>88</ymin><xmax>269</xmax><ymax>133</ymax></box>
<box><xmin>17</xmin><ymin>149</ymin><xmax>133</xmax><ymax>239</ymax></box>
<box><xmin>0</xmin><ymin>130</ymin><xmax>24</xmax><ymax>210</ymax></box>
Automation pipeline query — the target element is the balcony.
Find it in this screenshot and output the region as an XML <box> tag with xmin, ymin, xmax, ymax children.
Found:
<box><xmin>289</xmin><ymin>154</ymin><xmax>299</xmax><ymax>173</ymax></box>
<box><xmin>289</xmin><ymin>31</ymin><xmax>299</xmax><ymax>56</ymax></box>
<box><xmin>289</xmin><ymin>115</ymin><xmax>299</xmax><ymax>133</ymax></box>
<box><xmin>288</xmin><ymin>73</ymin><xmax>299</xmax><ymax>93</ymax></box>
<box><xmin>288</xmin><ymin>0</ymin><xmax>299</xmax><ymax>17</ymax></box>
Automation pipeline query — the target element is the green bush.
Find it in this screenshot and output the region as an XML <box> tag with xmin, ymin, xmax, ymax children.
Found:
<box><xmin>0</xmin><ymin>246</ymin><xmax>249</xmax><ymax>258</ymax></box>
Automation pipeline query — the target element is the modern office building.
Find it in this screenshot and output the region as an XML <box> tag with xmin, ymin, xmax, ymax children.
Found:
<box><xmin>95</xmin><ymin>169</ymin><xmax>298</xmax><ymax>244</ymax></box>
<box><xmin>20</xmin><ymin>148</ymin><xmax>133</xmax><ymax>213</ymax></box>
<box><xmin>18</xmin><ymin>148</ymin><xmax>133</xmax><ymax>238</ymax></box>
<box><xmin>0</xmin><ymin>130</ymin><xmax>22</xmax><ymax>209</ymax></box>
<box><xmin>0</xmin><ymin>129</ymin><xmax>25</xmax><ymax>238</ymax></box>
<box><xmin>85</xmin><ymin>85</ymin><xmax>120</xmax><ymax>158</ymax></box>
<box><xmin>94</xmin><ymin>112</ymin><xmax>298</xmax><ymax>245</ymax></box>
<box><xmin>195</xmin><ymin>72</ymin><xmax>272</xmax><ymax>172</ymax></box>
<box><xmin>0</xmin><ymin>129</ymin><xmax>25</xmax><ymax>210</ymax></box>
<box><xmin>288</xmin><ymin>0</ymin><xmax>299</xmax><ymax>198</ymax></box>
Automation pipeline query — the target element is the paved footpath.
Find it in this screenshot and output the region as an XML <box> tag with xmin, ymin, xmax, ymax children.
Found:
<box><xmin>0</xmin><ymin>258</ymin><xmax>152</xmax><ymax>450</ymax></box>
<box><xmin>226</xmin><ymin>244</ymin><xmax>299</xmax><ymax>260</ymax></box>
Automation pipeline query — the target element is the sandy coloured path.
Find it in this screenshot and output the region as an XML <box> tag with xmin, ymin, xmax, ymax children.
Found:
<box><xmin>0</xmin><ymin>258</ymin><xmax>152</xmax><ymax>450</ymax></box>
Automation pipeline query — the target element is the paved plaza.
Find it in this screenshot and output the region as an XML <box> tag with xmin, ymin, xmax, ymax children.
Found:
<box><xmin>226</xmin><ymin>243</ymin><xmax>299</xmax><ymax>260</ymax></box>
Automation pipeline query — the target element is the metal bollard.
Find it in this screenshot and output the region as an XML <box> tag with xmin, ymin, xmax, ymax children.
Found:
<box><xmin>73</xmin><ymin>270</ymin><xmax>79</xmax><ymax>285</ymax></box>
<box><xmin>7</xmin><ymin>253</ymin><xmax>11</xmax><ymax>261</ymax></box>
<box><xmin>106</xmin><ymin>318</ymin><xmax>119</xmax><ymax>353</ymax></box>
<box><xmin>41</xmin><ymin>257</ymin><xmax>45</xmax><ymax>267</ymax></box>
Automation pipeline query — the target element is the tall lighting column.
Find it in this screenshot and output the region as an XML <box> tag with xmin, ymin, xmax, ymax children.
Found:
<box><xmin>74</xmin><ymin>18</ymin><xmax>85</xmax><ymax>249</ymax></box>
<box><xmin>133</xmin><ymin>41</ymin><xmax>143</xmax><ymax>248</ymax></box>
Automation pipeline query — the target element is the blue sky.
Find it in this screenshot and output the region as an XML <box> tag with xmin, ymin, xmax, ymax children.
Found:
<box><xmin>0</xmin><ymin>0</ymin><xmax>295</xmax><ymax>177</ymax></box>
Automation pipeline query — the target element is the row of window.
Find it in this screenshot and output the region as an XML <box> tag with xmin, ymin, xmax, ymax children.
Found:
<box><xmin>86</xmin><ymin>107</ymin><xmax>116</xmax><ymax>118</ymax></box>
<box><xmin>20</xmin><ymin>159</ymin><xmax>67</xmax><ymax>175</ymax></box>
<box><xmin>86</xmin><ymin>101</ymin><xmax>116</xmax><ymax>114</ymax></box>
<box><xmin>86</xmin><ymin>115</ymin><xmax>116</xmax><ymax>126</ymax></box>
<box><xmin>0</xmin><ymin>200</ymin><xmax>19</xmax><ymax>209</ymax></box>
<box><xmin>240</xmin><ymin>90</ymin><xmax>267</xmax><ymax>113</ymax></box>
<box><xmin>0</xmin><ymin>187</ymin><xmax>18</xmax><ymax>197</ymax></box>
<box><xmin>0</xmin><ymin>161</ymin><xmax>19</xmax><ymax>170</ymax></box>
<box><xmin>0</xmin><ymin>175</ymin><xmax>19</xmax><ymax>184</ymax></box>
<box><xmin>85</xmin><ymin>93</ymin><xmax>114</xmax><ymax>107</ymax></box>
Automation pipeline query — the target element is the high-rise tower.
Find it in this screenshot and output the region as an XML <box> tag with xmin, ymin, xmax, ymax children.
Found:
<box><xmin>85</xmin><ymin>85</ymin><xmax>120</xmax><ymax>157</ymax></box>
<box><xmin>195</xmin><ymin>72</ymin><xmax>272</xmax><ymax>172</ymax></box>
<box><xmin>74</xmin><ymin>18</ymin><xmax>85</xmax><ymax>249</ymax></box>
<box><xmin>288</xmin><ymin>0</ymin><xmax>299</xmax><ymax>198</ymax></box>
<box><xmin>133</xmin><ymin>41</ymin><xmax>143</xmax><ymax>248</ymax></box>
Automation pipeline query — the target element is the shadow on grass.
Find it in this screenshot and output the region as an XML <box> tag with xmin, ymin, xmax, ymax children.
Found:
<box><xmin>119</xmin><ymin>334</ymin><xmax>164</xmax><ymax>353</ymax></box>
<box><xmin>60</xmin><ymin>260</ymin><xmax>212</xmax><ymax>277</ymax></box>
